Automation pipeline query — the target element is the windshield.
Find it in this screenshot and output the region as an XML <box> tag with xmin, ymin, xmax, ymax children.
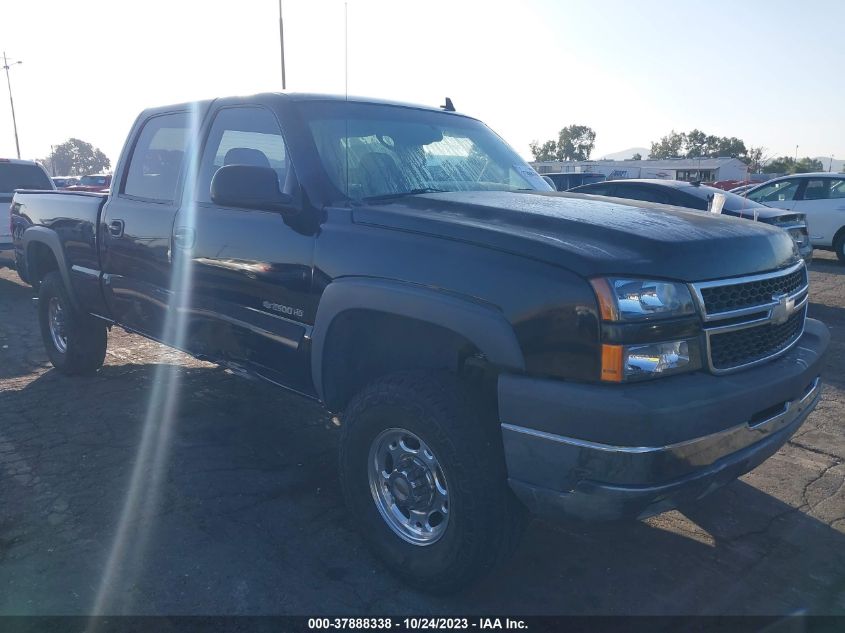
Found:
<box><xmin>80</xmin><ymin>175</ymin><xmax>108</xmax><ymax>186</ymax></box>
<box><xmin>301</xmin><ymin>101</ymin><xmax>551</xmax><ymax>201</ymax></box>
<box><xmin>0</xmin><ymin>163</ymin><xmax>52</xmax><ymax>192</ymax></box>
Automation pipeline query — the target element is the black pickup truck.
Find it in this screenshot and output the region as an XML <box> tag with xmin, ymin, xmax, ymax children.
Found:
<box><xmin>11</xmin><ymin>93</ymin><xmax>829</xmax><ymax>592</ymax></box>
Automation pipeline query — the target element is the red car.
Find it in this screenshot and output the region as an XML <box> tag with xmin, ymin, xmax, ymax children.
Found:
<box><xmin>66</xmin><ymin>173</ymin><xmax>112</xmax><ymax>192</ymax></box>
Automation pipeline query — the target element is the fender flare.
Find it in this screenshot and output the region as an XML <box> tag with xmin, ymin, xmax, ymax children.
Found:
<box><xmin>310</xmin><ymin>277</ymin><xmax>525</xmax><ymax>402</ymax></box>
<box><xmin>22</xmin><ymin>226</ymin><xmax>80</xmax><ymax>311</ymax></box>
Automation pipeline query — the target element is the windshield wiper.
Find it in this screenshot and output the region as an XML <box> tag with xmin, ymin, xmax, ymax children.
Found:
<box><xmin>361</xmin><ymin>187</ymin><xmax>448</xmax><ymax>202</ymax></box>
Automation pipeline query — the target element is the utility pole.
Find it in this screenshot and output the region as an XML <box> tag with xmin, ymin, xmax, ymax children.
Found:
<box><xmin>278</xmin><ymin>0</ymin><xmax>286</xmax><ymax>90</ymax></box>
<box><xmin>794</xmin><ymin>145</ymin><xmax>798</xmax><ymax>163</ymax></box>
<box><xmin>50</xmin><ymin>145</ymin><xmax>56</xmax><ymax>176</ymax></box>
<box><xmin>2</xmin><ymin>52</ymin><xmax>22</xmax><ymax>159</ymax></box>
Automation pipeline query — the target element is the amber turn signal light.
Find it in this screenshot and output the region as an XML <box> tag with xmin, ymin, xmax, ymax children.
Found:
<box><xmin>590</xmin><ymin>278</ymin><xmax>619</xmax><ymax>321</ymax></box>
<box><xmin>600</xmin><ymin>344</ymin><xmax>624</xmax><ymax>382</ymax></box>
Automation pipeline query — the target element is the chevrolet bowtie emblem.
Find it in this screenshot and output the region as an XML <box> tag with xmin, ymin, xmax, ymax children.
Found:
<box><xmin>770</xmin><ymin>293</ymin><xmax>795</xmax><ymax>326</ymax></box>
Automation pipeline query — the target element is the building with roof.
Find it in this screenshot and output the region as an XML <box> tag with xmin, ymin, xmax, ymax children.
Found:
<box><xmin>531</xmin><ymin>157</ymin><xmax>749</xmax><ymax>183</ymax></box>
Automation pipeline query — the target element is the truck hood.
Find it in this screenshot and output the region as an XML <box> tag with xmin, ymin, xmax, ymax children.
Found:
<box><xmin>352</xmin><ymin>191</ymin><xmax>799</xmax><ymax>282</ymax></box>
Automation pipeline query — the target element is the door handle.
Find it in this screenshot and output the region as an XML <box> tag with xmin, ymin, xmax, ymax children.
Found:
<box><xmin>173</xmin><ymin>226</ymin><xmax>196</xmax><ymax>249</ymax></box>
<box><xmin>108</xmin><ymin>219</ymin><xmax>124</xmax><ymax>237</ymax></box>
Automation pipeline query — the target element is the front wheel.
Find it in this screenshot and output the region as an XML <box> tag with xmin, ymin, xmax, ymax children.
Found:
<box><xmin>38</xmin><ymin>271</ymin><xmax>108</xmax><ymax>375</ymax></box>
<box><xmin>339</xmin><ymin>371</ymin><xmax>524</xmax><ymax>593</ymax></box>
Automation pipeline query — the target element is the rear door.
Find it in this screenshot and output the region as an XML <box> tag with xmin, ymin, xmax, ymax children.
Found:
<box><xmin>791</xmin><ymin>177</ymin><xmax>845</xmax><ymax>246</ymax></box>
<box><xmin>174</xmin><ymin>103</ymin><xmax>316</xmax><ymax>394</ymax></box>
<box><xmin>100</xmin><ymin>111</ymin><xmax>191</xmax><ymax>337</ymax></box>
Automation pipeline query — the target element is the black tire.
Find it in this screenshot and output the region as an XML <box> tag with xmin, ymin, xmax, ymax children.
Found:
<box><xmin>38</xmin><ymin>271</ymin><xmax>107</xmax><ymax>375</ymax></box>
<box><xmin>834</xmin><ymin>231</ymin><xmax>845</xmax><ymax>264</ymax></box>
<box><xmin>339</xmin><ymin>370</ymin><xmax>525</xmax><ymax>593</ymax></box>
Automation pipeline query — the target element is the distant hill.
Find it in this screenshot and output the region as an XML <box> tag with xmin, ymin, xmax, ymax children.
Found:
<box><xmin>812</xmin><ymin>156</ymin><xmax>844</xmax><ymax>172</ymax></box>
<box><xmin>599</xmin><ymin>147</ymin><xmax>650</xmax><ymax>160</ymax></box>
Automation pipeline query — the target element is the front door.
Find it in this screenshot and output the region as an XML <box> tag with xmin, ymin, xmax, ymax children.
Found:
<box><xmin>101</xmin><ymin>111</ymin><xmax>192</xmax><ymax>338</ymax></box>
<box><xmin>173</xmin><ymin>104</ymin><xmax>316</xmax><ymax>394</ymax></box>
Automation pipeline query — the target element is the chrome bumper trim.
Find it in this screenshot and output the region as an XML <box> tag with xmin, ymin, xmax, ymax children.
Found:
<box><xmin>501</xmin><ymin>376</ymin><xmax>820</xmax><ymax>462</ymax></box>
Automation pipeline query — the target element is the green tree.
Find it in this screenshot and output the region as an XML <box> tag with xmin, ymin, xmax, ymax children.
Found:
<box><xmin>530</xmin><ymin>124</ymin><xmax>596</xmax><ymax>161</ymax></box>
<box><xmin>630</xmin><ymin>152</ymin><xmax>642</xmax><ymax>160</ymax></box>
<box><xmin>714</xmin><ymin>136</ymin><xmax>747</xmax><ymax>159</ymax></box>
<box><xmin>45</xmin><ymin>138</ymin><xmax>111</xmax><ymax>176</ymax></box>
<box><xmin>762</xmin><ymin>156</ymin><xmax>824</xmax><ymax>174</ymax></box>
<box><xmin>649</xmin><ymin>130</ymin><xmax>685</xmax><ymax>159</ymax></box>
<box><xmin>557</xmin><ymin>125</ymin><xmax>596</xmax><ymax>161</ymax></box>
<box><xmin>529</xmin><ymin>139</ymin><xmax>561</xmax><ymax>162</ymax></box>
<box><xmin>743</xmin><ymin>146</ymin><xmax>768</xmax><ymax>173</ymax></box>
<box><xmin>650</xmin><ymin>129</ymin><xmax>748</xmax><ymax>160</ymax></box>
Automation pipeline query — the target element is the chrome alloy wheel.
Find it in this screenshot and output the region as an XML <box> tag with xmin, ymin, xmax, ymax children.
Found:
<box><xmin>368</xmin><ymin>428</ymin><xmax>450</xmax><ymax>546</ymax></box>
<box><xmin>48</xmin><ymin>296</ymin><xmax>68</xmax><ymax>354</ymax></box>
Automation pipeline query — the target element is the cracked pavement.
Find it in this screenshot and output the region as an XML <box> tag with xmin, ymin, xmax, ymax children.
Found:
<box><xmin>0</xmin><ymin>256</ymin><xmax>843</xmax><ymax>616</ymax></box>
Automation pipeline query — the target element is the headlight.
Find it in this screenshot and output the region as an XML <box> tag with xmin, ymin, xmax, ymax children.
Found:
<box><xmin>590</xmin><ymin>277</ymin><xmax>696</xmax><ymax>321</ymax></box>
<box><xmin>591</xmin><ymin>277</ymin><xmax>702</xmax><ymax>382</ymax></box>
<box><xmin>601</xmin><ymin>338</ymin><xmax>703</xmax><ymax>382</ymax></box>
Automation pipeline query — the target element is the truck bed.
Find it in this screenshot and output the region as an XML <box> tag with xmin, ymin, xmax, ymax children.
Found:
<box><xmin>11</xmin><ymin>189</ymin><xmax>107</xmax><ymax>299</ymax></box>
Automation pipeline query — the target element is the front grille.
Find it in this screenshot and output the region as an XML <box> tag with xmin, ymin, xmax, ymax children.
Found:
<box><xmin>709</xmin><ymin>307</ymin><xmax>805</xmax><ymax>370</ymax></box>
<box><xmin>700</xmin><ymin>266</ymin><xmax>807</xmax><ymax>314</ymax></box>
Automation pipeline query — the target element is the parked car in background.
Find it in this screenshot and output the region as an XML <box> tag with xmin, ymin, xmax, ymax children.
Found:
<box><xmin>66</xmin><ymin>173</ymin><xmax>112</xmax><ymax>192</ymax></box>
<box><xmin>569</xmin><ymin>179</ymin><xmax>813</xmax><ymax>265</ymax></box>
<box><xmin>1</xmin><ymin>158</ymin><xmax>54</xmax><ymax>268</ymax></box>
<box><xmin>51</xmin><ymin>176</ymin><xmax>80</xmax><ymax>189</ymax></box>
<box><xmin>543</xmin><ymin>171</ymin><xmax>605</xmax><ymax>191</ymax></box>
<box><xmin>744</xmin><ymin>173</ymin><xmax>845</xmax><ymax>262</ymax></box>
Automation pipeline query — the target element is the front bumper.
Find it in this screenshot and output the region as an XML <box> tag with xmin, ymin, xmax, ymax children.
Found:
<box><xmin>500</xmin><ymin>318</ymin><xmax>829</xmax><ymax>521</ymax></box>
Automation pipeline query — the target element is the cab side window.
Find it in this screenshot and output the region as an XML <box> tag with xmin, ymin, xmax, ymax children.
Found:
<box><xmin>748</xmin><ymin>179</ymin><xmax>801</xmax><ymax>203</ymax></box>
<box><xmin>198</xmin><ymin>107</ymin><xmax>290</xmax><ymax>204</ymax></box>
<box><xmin>122</xmin><ymin>112</ymin><xmax>189</xmax><ymax>202</ymax></box>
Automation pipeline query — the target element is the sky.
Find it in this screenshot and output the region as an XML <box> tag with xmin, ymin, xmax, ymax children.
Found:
<box><xmin>0</xmin><ymin>0</ymin><xmax>842</xmax><ymax>169</ymax></box>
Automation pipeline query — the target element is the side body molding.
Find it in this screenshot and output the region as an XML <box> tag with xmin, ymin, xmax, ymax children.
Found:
<box><xmin>22</xmin><ymin>226</ymin><xmax>80</xmax><ymax>311</ymax></box>
<box><xmin>310</xmin><ymin>277</ymin><xmax>526</xmax><ymax>402</ymax></box>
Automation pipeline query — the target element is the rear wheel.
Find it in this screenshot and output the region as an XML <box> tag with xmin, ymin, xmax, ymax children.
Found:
<box><xmin>834</xmin><ymin>231</ymin><xmax>845</xmax><ymax>264</ymax></box>
<box><xmin>38</xmin><ymin>271</ymin><xmax>107</xmax><ymax>375</ymax></box>
<box><xmin>339</xmin><ymin>370</ymin><xmax>525</xmax><ymax>593</ymax></box>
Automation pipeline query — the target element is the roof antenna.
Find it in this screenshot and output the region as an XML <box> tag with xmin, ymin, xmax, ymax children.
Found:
<box><xmin>441</xmin><ymin>97</ymin><xmax>455</xmax><ymax>112</ymax></box>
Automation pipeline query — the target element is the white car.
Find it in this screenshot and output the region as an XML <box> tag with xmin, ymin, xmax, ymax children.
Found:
<box><xmin>745</xmin><ymin>172</ymin><xmax>845</xmax><ymax>262</ymax></box>
<box><xmin>0</xmin><ymin>158</ymin><xmax>55</xmax><ymax>268</ymax></box>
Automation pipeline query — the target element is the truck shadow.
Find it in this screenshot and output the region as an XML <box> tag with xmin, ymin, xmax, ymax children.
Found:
<box><xmin>0</xmin><ymin>274</ymin><xmax>50</xmax><ymax>380</ymax></box>
<box><xmin>808</xmin><ymin>302</ymin><xmax>845</xmax><ymax>391</ymax></box>
<box><xmin>810</xmin><ymin>254</ymin><xmax>845</xmax><ymax>275</ymax></box>
<box><xmin>1</xmin><ymin>362</ymin><xmax>843</xmax><ymax>616</ymax></box>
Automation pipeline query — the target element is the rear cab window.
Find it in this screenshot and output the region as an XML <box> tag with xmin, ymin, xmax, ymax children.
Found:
<box><xmin>608</xmin><ymin>184</ymin><xmax>671</xmax><ymax>205</ymax></box>
<box><xmin>122</xmin><ymin>112</ymin><xmax>190</xmax><ymax>202</ymax></box>
<box><xmin>0</xmin><ymin>163</ymin><xmax>53</xmax><ymax>192</ymax></box>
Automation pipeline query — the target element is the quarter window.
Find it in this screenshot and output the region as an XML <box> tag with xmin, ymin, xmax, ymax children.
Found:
<box><xmin>123</xmin><ymin>113</ymin><xmax>189</xmax><ymax>202</ymax></box>
<box><xmin>197</xmin><ymin>107</ymin><xmax>290</xmax><ymax>203</ymax></box>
